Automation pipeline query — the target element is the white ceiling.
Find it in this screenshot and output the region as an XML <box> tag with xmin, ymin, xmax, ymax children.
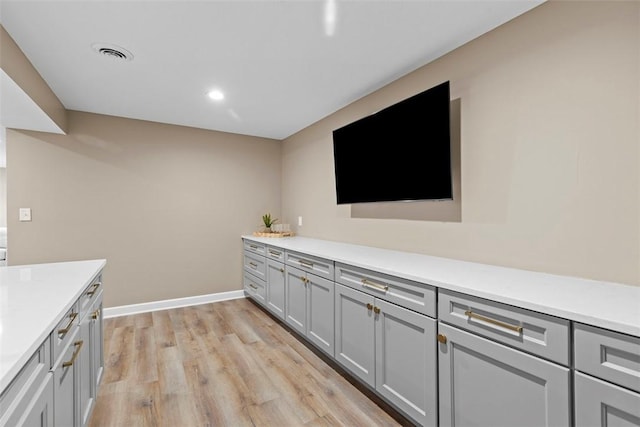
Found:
<box><xmin>0</xmin><ymin>0</ymin><xmax>544</xmax><ymax>140</ymax></box>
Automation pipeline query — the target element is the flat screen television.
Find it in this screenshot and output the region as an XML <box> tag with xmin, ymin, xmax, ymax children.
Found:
<box><xmin>332</xmin><ymin>80</ymin><xmax>452</xmax><ymax>205</ymax></box>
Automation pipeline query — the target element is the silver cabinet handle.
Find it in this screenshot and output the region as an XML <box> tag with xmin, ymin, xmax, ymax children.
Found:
<box><xmin>465</xmin><ymin>310</ymin><xmax>523</xmax><ymax>333</ymax></box>
<box><xmin>361</xmin><ymin>278</ymin><xmax>389</xmax><ymax>293</ymax></box>
<box><xmin>298</xmin><ymin>259</ymin><xmax>314</xmax><ymax>268</ymax></box>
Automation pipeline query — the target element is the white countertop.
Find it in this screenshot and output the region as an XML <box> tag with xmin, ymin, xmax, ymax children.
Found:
<box><xmin>243</xmin><ymin>235</ymin><xmax>640</xmax><ymax>337</ymax></box>
<box><xmin>0</xmin><ymin>259</ymin><xmax>106</xmax><ymax>393</ymax></box>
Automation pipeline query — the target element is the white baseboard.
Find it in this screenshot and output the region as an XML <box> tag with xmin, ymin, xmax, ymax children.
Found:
<box><xmin>103</xmin><ymin>290</ymin><xmax>246</xmax><ymax>319</ymax></box>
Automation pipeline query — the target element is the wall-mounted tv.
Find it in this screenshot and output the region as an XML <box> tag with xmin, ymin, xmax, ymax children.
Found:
<box><xmin>332</xmin><ymin>80</ymin><xmax>452</xmax><ymax>205</ymax></box>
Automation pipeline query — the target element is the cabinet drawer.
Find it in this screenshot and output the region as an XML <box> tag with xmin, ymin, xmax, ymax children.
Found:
<box><xmin>243</xmin><ymin>239</ymin><xmax>266</xmax><ymax>256</ymax></box>
<box><xmin>0</xmin><ymin>336</ymin><xmax>50</xmax><ymax>425</ymax></box>
<box><xmin>574</xmin><ymin>323</ymin><xmax>640</xmax><ymax>393</ymax></box>
<box><xmin>438</xmin><ymin>289</ymin><xmax>570</xmax><ymax>365</ymax></box>
<box><xmin>285</xmin><ymin>251</ymin><xmax>334</xmax><ymax>281</ymax></box>
<box><xmin>243</xmin><ymin>250</ymin><xmax>266</xmax><ymax>280</ymax></box>
<box><xmin>335</xmin><ymin>263</ymin><xmax>436</xmax><ymax>318</ymax></box>
<box><xmin>51</xmin><ymin>304</ymin><xmax>79</xmax><ymax>365</ymax></box>
<box><xmin>265</xmin><ymin>246</ymin><xmax>285</xmax><ymax>262</ymax></box>
<box><xmin>78</xmin><ymin>275</ymin><xmax>103</xmax><ymax>319</ymax></box>
<box><xmin>244</xmin><ymin>273</ymin><xmax>266</xmax><ymax>305</ymax></box>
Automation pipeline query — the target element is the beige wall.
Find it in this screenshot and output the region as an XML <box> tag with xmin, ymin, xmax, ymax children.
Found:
<box><xmin>7</xmin><ymin>111</ymin><xmax>281</xmax><ymax>307</ymax></box>
<box><xmin>282</xmin><ymin>1</ymin><xmax>640</xmax><ymax>286</ymax></box>
<box><xmin>0</xmin><ymin>25</ymin><xmax>67</xmax><ymax>133</ymax></box>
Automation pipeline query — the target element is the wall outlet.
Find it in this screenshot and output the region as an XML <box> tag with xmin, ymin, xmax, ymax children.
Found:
<box><xmin>298</xmin><ymin>216</ymin><xmax>303</xmax><ymax>227</ymax></box>
<box><xmin>19</xmin><ymin>208</ymin><xmax>32</xmax><ymax>222</ymax></box>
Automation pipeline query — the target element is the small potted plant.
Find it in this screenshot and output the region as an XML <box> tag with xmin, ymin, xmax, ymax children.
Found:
<box><xmin>262</xmin><ymin>213</ymin><xmax>278</xmax><ymax>233</ymax></box>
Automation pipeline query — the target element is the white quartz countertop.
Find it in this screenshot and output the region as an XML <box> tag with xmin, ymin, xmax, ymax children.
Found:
<box><xmin>0</xmin><ymin>259</ymin><xmax>106</xmax><ymax>393</ymax></box>
<box><xmin>243</xmin><ymin>235</ymin><xmax>640</xmax><ymax>337</ymax></box>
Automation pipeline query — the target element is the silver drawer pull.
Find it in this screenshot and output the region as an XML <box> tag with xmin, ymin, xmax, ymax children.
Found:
<box><xmin>465</xmin><ymin>310</ymin><xmax>523</xmax><ymax>333</ymax></box>
<box><xmin>249</xmin><ymin>244</ymin><xmax>258</xmax><ymax>249</ymax></box>
<box><xmin>298</xmin><ymin>259</ymin><xmax>314</xmax><ymax>268</ymax></box>
<box><xmin>249</xmin><ymin>284</ymin><xmax>258</xmax><ymax>290</ymax></box>
<box><xmin>269</xmin><ymin>249</ymin><xmax>282</xmax><ymax>257</ymax></box>
<box><xmin>361</xmin><ymin>278</ymin><xmax>389</xmax><ymax>293</ymax></box>
<box><xmin>249</xmin><ymin>262</ymin><xmax>258</xmax><ymax>269</ymax></box>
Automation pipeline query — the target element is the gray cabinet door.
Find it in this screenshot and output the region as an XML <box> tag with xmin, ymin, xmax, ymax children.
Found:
<box><xmin>266</xmin><ymin>259</ymin><xmax>286</xmax><ymax>320</ymax></box>
<box><xmin>18</xmin><ymin>373</ymin><xmax>54</xmax><ymax>427</ymax></box>
<box><xmin>335</xmin><ymin>284</ymin><xmax>375</xmax><ymax>387</ymax></box>
<box><xmin>90</xmin><ymin>294</ymin><xmax>104</xmax><ymax>406</ymax></box>
<box><xmin>285</xmin><ymin>266</ymin><xmax>307</xmax><ymax>336</ymax></box>
<box><xmin>438</xmin><ymin>322</ymin><xmax>571</xmax><ymax>427</ymax></box>
<box><xmin>375</xmin><ymin>299</ymin><xmax>437</xmax><ymax>427</ymax></box>
<box><xmin>306</xmin><ymin>274</ymin><xmax>335</xmax><ymax>357</ymax></box>
<box><xmin>78</xmin><ymin>313</ymin><xmax>93</xmax><ymax>426</ymax></box>
<box><xmin>53</xmin><ymin>332</ymin><xmax>80</xmax><ymax>427</ymax></box>
<box><xmin>575</xmin><ymin>372</ymin><xmax>640</xmax><ymax>427</ymax></box>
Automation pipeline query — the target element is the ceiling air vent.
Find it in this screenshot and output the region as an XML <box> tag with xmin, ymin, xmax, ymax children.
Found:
<box><xmin>91</xmin><ymin>43</ymin><xmax>133</xmax><ymax>61</ymax></box>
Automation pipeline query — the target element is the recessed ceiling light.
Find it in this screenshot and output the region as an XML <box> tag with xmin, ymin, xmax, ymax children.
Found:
<box><xmin>91</xmin><ymin>43</ymin><xmax>133</xmax><ymax>61</ymax></box>
<box><xmin>207</xmin><ymin>89</ymin><xmax>225</xmax><ymax>101</ymax></box>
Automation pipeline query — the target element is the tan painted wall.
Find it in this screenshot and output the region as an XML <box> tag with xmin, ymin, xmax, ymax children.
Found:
<box><xmin>282</xmin><ymin>1</ymin><xmax>640</xmax><ymax>286</ymax></box>
<box><xmin>0</xmin><ymin>25</ymin><xmax>67</xmax><ymax>133</ymax></box>
<box><xmin>7</xmin><ymin>111</ymin><xmax>281</xmax><ymax>307</ymax></box>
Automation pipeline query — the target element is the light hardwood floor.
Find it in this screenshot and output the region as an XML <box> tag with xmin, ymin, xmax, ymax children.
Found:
<box><xmin>89</xmin><ymin>297</ymin><xmax>411</xmax><ymax>427</ymax></box>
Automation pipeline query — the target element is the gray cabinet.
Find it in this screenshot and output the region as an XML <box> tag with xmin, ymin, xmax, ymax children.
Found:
<box><xmin>285</xmin><ymin>265</ymin><xmax>335</xmax><ymax>357</ymax></box>
<box><xmin>17</xmin><ymin>374</ymin><xmax>54</xmax><ymax>427</ymax></box>
<box><xmin>50</xmin><ymin>276</ymin><xmax>104</xmax><ymax>427</ymax></box>
<box><xmin>285</xmin><ymin>266</ymin><xmax>307</xmax><ymax>335</ymax></box>
<box><xmin>0</xmin><ymin>270</ymin><xmax>104</xmax><ymax>427</ymax></box>
<box><xmin>78</xmin><ymin>312</ymin><xmax>92</xmax><ymax>426</ymax></box>
<box><xmin>244</xmin><ymin>272</ymin><xmax>267</xmax><ymax>306</ymax></box>
<box><xmin>335</xmin><ymin>283</ymin><xmax>437</xmax><ymax>426</ymax></box>
<box><xmin>266</xmin><ymin>258</ymin><xmax>286</xmax><ymax>320</ymax></box>
<box><xmin>0</xmin><ymin>338</ymin><xmax>53</xmax><ymax>427</ymax></box>
<box><xmin>77</xmin><ymin>278</ymin><xmax>103</xmax><ymax>427</ymax></box>
<box><xmin>438</xmin><ymin>290</ymin><xmax>572</xmax><ymax>427</ymax></box>
<box><xmin>438</xmin><ymin>322</ymin><xmax>571</xmax><ymax>427</ymax></box>
<box><xmin>335</xmin><ymin>283</ymin><xmax>375</xmax><ymax>386</ymax></box>
<box><xmin>240</xmin><ymin>237</ymin><xmax>640</xmax><ymax>427</ymax></box>
<box><xmin>90</xmin><ymin>293</ymin><xmax>104</xmax><ymax>394</ymax></box>
<box><xmin>243</xmin><ymin>250</ymin><xmax>266</xmax><ymax>281</ymax></box>
<box><xmin>574</xmin><ymin>372</ymin><xmax>640</xmax><ymax>427</ymax></box>
<box><xmin>306</xmin><ymin>270</ymin><xmax>335</xmax><ymax>357</ymax></box>
<box><xmin>52</xmin><ymin>328</ymin><xmax>81</xmax><ymax>427</ymax></box>
<box><xmin>574</xmin><ymin>323</ymin><xmax>640</xmax><ymax>427</ymax></box>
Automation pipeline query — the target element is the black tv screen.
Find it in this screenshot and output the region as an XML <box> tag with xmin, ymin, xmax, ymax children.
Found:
<box><xmin>332</xmin><ymin>80</ymin><xmax>452</xmax><ymax>205</ymax></box>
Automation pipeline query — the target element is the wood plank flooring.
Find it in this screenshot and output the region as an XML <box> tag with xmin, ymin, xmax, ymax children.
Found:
<box><xmin>89</xmin><ymin>298</ymin><xmax>412</xmax><ymax>427</ymax></box>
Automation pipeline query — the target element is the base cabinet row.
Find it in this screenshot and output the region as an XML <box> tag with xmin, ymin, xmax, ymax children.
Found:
<box><xmin>242</xmin><ymin>239</ymin><xmax>640</xmax><ymax>427</ymax></box>
<box><xmin>0</xmin><ymin>276</ymin><xmax>104</xmax><ymax>427</ymax></box>
<box><xmin>244</xmin><ymin>242</ymin><xmax>437</xmax><ymax>426</ymax></box>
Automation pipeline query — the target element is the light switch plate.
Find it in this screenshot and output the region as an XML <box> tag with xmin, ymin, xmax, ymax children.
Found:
<box><xmin>19</xmin><ymin>208</ymin><xmax>32</xmax><ymax>222</ymax></box>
